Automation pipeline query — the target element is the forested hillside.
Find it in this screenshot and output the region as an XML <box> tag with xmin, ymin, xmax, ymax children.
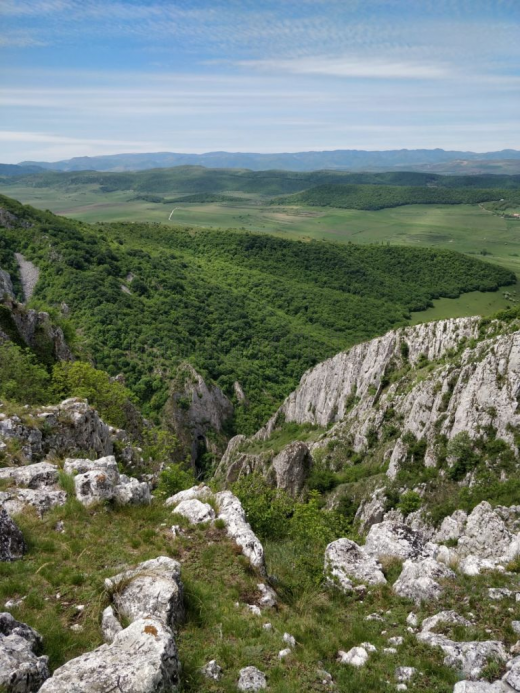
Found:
<box><xmin>0</xmin><ymin>194</ymin><xmax>514</xmax><ymax>433</ymax></box>
<box><xmin>273</xmin><ymin>183</ymin><xmax>520</xmax><ymax>211</ymax></box>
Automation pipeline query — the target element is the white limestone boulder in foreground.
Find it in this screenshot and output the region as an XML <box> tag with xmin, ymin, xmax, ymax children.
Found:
<box><xmin>0</xmin><ymin>612</ymin><xmax>50</xmax><ymax>692</ymax></box>
<box><xmin>105</xmin><ymin>556</ymin><xmax>183</xmax><ymax>629</ymax></box>
<box><xmin>38</xmin><ymin>617</ymin><xmax>179</xmax><ymax>693</ymax></box>
<box><xmin>363</xmin><ymin>521</ymin><xmax>436</xmax><ymax>562</ymax></box>
<box><xmin>325</xmin><ymin>538</ymin><xmax>386</xmax><ymax>591</ymax></box>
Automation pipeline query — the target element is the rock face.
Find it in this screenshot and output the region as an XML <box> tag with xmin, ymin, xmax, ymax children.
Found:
<box><xmin>271</xmin><ymin>442</ymin><xmax>313</xmax><ymax>497</ymax></box>
<box><xmin>0</xmin><ymin>509</ymin><xmax>26</xmax><ymax>561</ymax></box>
<box><xmin>325</xmin><ymin>538</ymin><xmax>387</xmax><ymax>591</ymax></box>
<box><xmin>164</xmin><ymin>363</ymin><xmax>233</xmax><ymax>469</ymax></box>
<box><xmin>105</xmin><ymin>556</ymin><xmax>184</xmax><ymax>628</ymax></box>
<box><xmin>0</xmin><ymin>268</ymin><xmax>14</xmax><ymax>300</ymax></box>
<box><xmin>0</xmin><ymin>612</ymin><xmax>50</xmax><ymax>692</ymax></box>
<box><xmin>15</xmin><ymin>253</ymin><xmax>39</xmax><ymax>303</ymax></box>
<box><xmin>38</xmin><ymin>617</ymin><xmax>179</xmax><ymax>693</ymax></box>
<box><xmin>457</xmin><ymin>501</ymin><xmax>520</xmax><ymax>562</ymax></box>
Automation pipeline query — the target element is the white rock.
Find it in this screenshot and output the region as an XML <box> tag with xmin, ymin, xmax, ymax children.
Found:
<box><xmin>388</xmin><ymin>636</ymin><xmax>404</xmax><ymax>646</ymax></box>
<box><xmin>458</xmin><ymin>502</ymin><xmax>520</xmax><ymax>562</ymax></box>
<box><xmin>325</xmin><ymin>538</ymin><xmax>387</xmax><ymax>592</ymax></box>
<box><xmin>489</xmin><ymin>588</ymin><xmax>514</xmax><ymax>600</ymax></box>
<box><xmin>165</xmin><ymin>484</ymin><xmax>213</xmax><ymax>507</ymax></box>
<box><xmin>201</xmin><ymin>659</ymin><xmax>223</xmax><ymax>680</ymax></box>
<box><xmin>434</xmin><ymin>510</ymin><xmax>468</xmax><ymax>543</ymax></box>
<box><xmin>257</xmin><ymin>583</ymin><xmax>277</xmax><ymax>609</ymax></box>
<box><xmin>417</xmin><ymin>631</ymin><xmax>507</xmax><ymax>679</ymax></box>
<box><xmin>262</xmin><ymin>623</ymin><xmax>272</xmax><ymax>631</ymax></box>
<box><xmin>512</xmin><ymin>621</ymin><xmax>520</xmax><ymax>635</ymax></box>
<box><xmin>114</xmin><ymin>475</ymin><xmax>151</xmax><ymax>506</ymax></box>
<box><xmin>278</xmin><ymin>648</ymin><xmax>291</xmax><ymax>659</ymax></box>
<box><xmin>215</xmin><ymin>491</ymin><xmax>265</xmax><ymax>574</ymax></box>
<box><xmin>361</xmin><ymin>642</ymin><xmax>377</xmax><ymax>652</ymax></box>
<box><xmin>384</xmin><ymin>647</ymin><xmax>397</xmax><ymax>654</ymax></box>
<box><xmin>246</xmin><ymin>605</ymin><xmax>261</xmax><ymax>617</ymax></box>
<box><xmin>453</xmin><ymin>682</ymin><xmax>504</xmax><ymax>692</ymax></box>
<box><xmin>172</xmin><ymin>499</ymin><xmax>215</xmax><ymax>524</ymax></box>
<box><xmin>395</xmin><ymin>666</ymin><xmax>417</xmax><ymax>682</ymax></box>
<box><xmin>101</xmin><ymin>605</ymin><xmax>123</xmax><ymax>644</ymax></box>
<box><xmin>394</xmin><ymin>558</ymin><xmax>455</xmax><ymax>604</ymax></box>
<box><xmin>0</xmin><ymin>462</ymin><xmax>58</xmax><ymax>488</ymax></box>
<box><xmin>337</xmin><ymin>646</ymin><xmax>369</xmax><ymax>667</ymax></box>
<box><xmin>38</xmin><ymin>617</ymin><xmax>179</xmax><ymax>693</ymax></box>
<box><xmin>421</xmin><ymin>610</ymin><xmax>472</xmax><ymax>633</ymax></box>
<box><xmin>364</xmin><ymin>521</ymin><xmax>436</xmax><ymax>562</ymax></box>
<box><xmin>105</xmin><ymin>556</ymin><xmax>183</xmax><ymax>629</ymax></box>
<box><xmin>459</xmin><ymin>555</ymin><xmax>504</xmax><ymax>576</ymax></box>
<box><xmin>406</xmin><ymin>613</ymin><xmax>418</xmax><ymax>627</ymax></box>
<box><xmin>237</xmin><ymin>666</ymin><xmax>267</xmax><ymax>691</ymax></box>
<box><xmin>283</xmin><ymin>633</ymin><xmax>296</xmax><ymax>648</ymax></box>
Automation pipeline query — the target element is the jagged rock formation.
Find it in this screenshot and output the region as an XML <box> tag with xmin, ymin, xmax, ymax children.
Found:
<box><xmin>325</xmin><ymin>538</ymin><xmax>387</xmax><ymax>590</ymax></box>
<box><xmin>15</xmin><ymin>253</ymin><xmax>40</xmax><ymax>303</ymax></box>
<box><xmin>0</xmin><ymin>612</ymin><xmax>49</xmax><ymax>692</ymax></box>
<box><xmin>0</xmin><ymin>398</ymin><xmax>112</xmax><ymax>464</ymax></box>
<box><xmin>164</xmin><ymin>363</ymin><xmax>233</xmax><ymax>470</ymax></box>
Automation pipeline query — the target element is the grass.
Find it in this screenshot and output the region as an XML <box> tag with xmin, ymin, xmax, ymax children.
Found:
<box><xmin>4</xmin><ymin>480</ymin><xmax>520</xmax><ymax>691</ymax></box>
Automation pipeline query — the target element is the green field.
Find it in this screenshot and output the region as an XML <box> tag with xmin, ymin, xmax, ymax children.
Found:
<box><xmin>3</xmin><ymin>182</ymin><xmax>520</xmax><ymax>319</ymax></box>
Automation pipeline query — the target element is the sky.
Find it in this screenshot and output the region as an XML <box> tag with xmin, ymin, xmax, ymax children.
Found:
<box><xmin>1</xmin><ymin>0</ymin><xmax>519</xmax><ymax>163</ymax></box>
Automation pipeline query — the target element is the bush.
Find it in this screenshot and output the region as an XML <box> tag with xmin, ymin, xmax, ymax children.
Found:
<box><xmin>52</xmin><ymin>361</ymin><xmax>136</xmax><ymax>428</ymax></box>
<box><xmin>156</xmin><ymin>463</ymin><xmax>195</xmax><ymax>498</ymax></box>
<box><xmin>0</xmin><ymin>341</ymin><xmax>51</xmax><ymax>404</ymax></box>
<box><xmin>232</xmin><ymin>473</ymin><xmax>294</xmax><ymax>540</ymax></box>
<box><xmin>397</xmin><ymin>490</ymin><xmax>422</xmax><ymax>516</ymax></box>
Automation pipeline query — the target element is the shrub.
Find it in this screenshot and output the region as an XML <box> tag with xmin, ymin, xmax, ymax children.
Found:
<box><xmin>156</xmin><ymin>463</ymin><xmax>195</xmax><ymax>498</ymax></box>
<box><xmin>0</xmin><ymin>341</ymin><xmax>51</xmax><ymax>404</ymax></box>
<box><xmin>397</xmin><ymin>490</ymin><xmax>422</xmax><ymax>516</ymax></box>
<box><xmin>232</xmin><ymin>473</ymin><xmax>294</xmax><ymax>540</ymax></box>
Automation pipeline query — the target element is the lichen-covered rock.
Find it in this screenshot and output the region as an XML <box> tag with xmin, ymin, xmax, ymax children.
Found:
<box><xmin>74</xmin><ymin>469</ymin><xmax>116</xmax><ymax>507</ymax></box>
<box><xmin>0</xmin><ymin>612</ymin><xmax>50</xmax><ymax>692</ymax></box>
<box><xmin>337</xmin><ymin>646</ymin><xmax>369</xmax><ymax>667</ymax></box>
<box><xmin>0</xmin><ymin>462</ymin><xmax>58</xmax><ymax>489</ymax></box>
<box><xmin>105</xmin><ymin>556</ymin><xmax>183</xmax><ymax>629</ymax></box>
<box><xmin>394</xmin><ymin>558</ymin><xmax>455</xmax><ymax>604</ymax></box>
<box><xmin>325</xmin><ymin>538</ymin><xmax>386</xmax><ymax>592</ymax></box>
<box><xmin>201</xmin><ymin>660</ymin><xmax>223</xmax><ymax>681</ymax></box>
<box><xmin>0</xmin><ymin>488</ymin><xmax>67</xmax><ymax>517</ymax></box>
<box><xmin>237</xmin><ymin>666</ymin><xmax>267</xmax><ymax>691</ymax></box>
<box><xmin>417</xmin><ymin>631</ymin><xmax>507</xmax><ymax>679</ymax></box>
<box><xmin>38</xmin><ymin>617</ymin><xmax>179</xmax><ymax>693</ymax></box>
<box><xmin>363</xmin><ymin>522</ymin><xmax>436</xmax><ymax>562</ymax></box>
<box><xmin>172</xmin><ymin>499</ymin><xmax>215</xmax><ymax>524</ymax></box>
<box><xmin>67</xmin><ymin>456</ymin><xmax>150</xmax><ymax>507</ymax></box>
<box><xmin>215</xmin><ymin>490</ymin><xmax>266</xmax><ymax>574</ymax></box>
<box><xmin>0</xmin><ymin>509</ymin><xmax>26</xmax><ymax>561</ymax></box>
<box><xmin>113</xmin><ymin>474</ymin><xmax>151</xmax><ymax>506</ymax></box>
<box><xmin>271</xmin><ymin>441</ymin><xmax>312</xmax><ymax>497</ymax></box>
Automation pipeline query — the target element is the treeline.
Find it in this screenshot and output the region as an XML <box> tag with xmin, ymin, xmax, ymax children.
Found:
<box><xmin>0</xmin><ymin>194</ymin><xmax>514</xmax><ymax>433</ymax></box>
<box><xmin>272</xmin><ymin>184</ymin><xmax>520</xmax><ymax>211</ymax></box>
<box><xmin>3</xmin><ymin>166</ymin><xmax>520</xmax><ymax>198</ymax></box>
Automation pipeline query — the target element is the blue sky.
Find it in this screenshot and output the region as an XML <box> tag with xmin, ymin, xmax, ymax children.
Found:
<box><xmin>1</xmin><ymin>0</ymin><xmax>519</xmax><ymax>162</ymax></box>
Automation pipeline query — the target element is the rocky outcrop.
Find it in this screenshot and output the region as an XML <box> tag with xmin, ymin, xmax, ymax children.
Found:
<box><xmin>0</xmin><ymin>488</ymin><xmax>67</xmax><ymax>517</ymax></box>
<box><xmin>325</xmin><ymin>538</ymin><xmax>386</xmax><ymax>591</ymax></box>
<box><xmin>0</xmin><ymin>509</ymin><xmax>26</xmax><ymax>561</ymax></box>
<box><xmin>271</xmin><ymin>442</ymin><xmax>313</xmax><ymax>497</ymax></box>
<box><xmin>363</xmin><ymin>521</ymin><xmax>436</xmax><ymax>562</ymax></box>
<box><xmin>0</xmin><ymin>269</ymin><xmax>14</xmax><ymax>300</ymax></box>
<box><xmin>38</xmin><ymin>617</ymin><xmax>179</xmax><ymax>693</ymax></box>
<box><xmin>172</xmin><ymin>498</ymin><xmax>215</xmax><ymax>524</ymax></box>
<box><xmin>0</xmin><ymin>462</ymin><xmax>58</xmax><ymax>488</ymax></box>
<box><xmin>393</xmin><ymin>558</ymin><xmax>456</xmax><ymax>604</ymax></box>
<box><xmin>104</xmin><ymin>556</ymin><xmax>184</xmax><ymax>629</ymax></box>
<box><xmin>0</xmin><ymin>398</ymin><xmax>113</xmax><ymax>464</ymax></box>
<box><xmin>14</xmin><ymin>253</ymin><xmax>39</xmax><ymax>303</ymax></box>
<box><xmin>215</xmin><ymin>490</ymin><xmax>266</xmax><ymax>574</ymax></box>
<box><xmin>0</xmin><ymin>612</ymin><xmax>49</xmax><ymax>692</ymax></box>
<box><xmin>164</xmin><ymin>363</ymin><xmax>233</xmax><ymax>470</ymax></box>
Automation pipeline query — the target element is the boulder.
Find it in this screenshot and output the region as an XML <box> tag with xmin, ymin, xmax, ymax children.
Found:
<box><xmin>324</xmin><ymin>538</ymin><xmax>387</xmax><ymax>592</ymax></box>
<box><xmin>63</xmin><ymin>456</ymin><xmax>119</xmax><ymax>480</ymax></box>
<box><xmin>457</xmin><ymin>502</ymin><xmax>520</xmax><ymax>562</ymax></box>
<box><xmin>74</xmin><ymin>469</ymin><xmax>117</xmax><ymax>507</ymax></box>
<box><xmin>417</xmin><ymin>631</ymin><xmax>507</xmax><ymax>679</ymax></box>
<box><xmin>0</xmin><ymin>462</ymin><xmax>58</xmax><ymax>489</ymax></box>
<box><xmin>0</xmin><ymin>612</ymin><xmax>50</xmax><ymax>692</ymax></box>
<box><xmin>271</xmin><ymin>442</ymin><xmax>312</xmax><ymax>497</ymax></box>
<box><xmin>355</xmin><ymin>488</ymin><xmax>386</xmax><ymax>531</ymax></box>
<box><xmin>421</xmin><ymin>611</ymin><xmax>472</xmax><ymax>633</ymax></box>
<box><xmin>453</xmin><ymin>683</ymin><xmax>504</xmax><ymax>692</ymax></box>
<box><xmin>201</xmin><ymin>659</ymin><xmax>223</xmax><ymax>680</ymax></box>
<box><xmin>394</xmin><ymin>558</ymin><xmax>455</xmax><ymax>604</ymax></box>
<box><xmin>504</xmin><ymin>656</ymin><xmax>520</xmax><ymax>691</ymax></box>
<box><xmin>67</xmin><ymin>456</ymin><xmax>150</xmax><ymax>507</ymax></box>
<box><xmin>215</xmin><ymin>491</ymin><xmax>265</xmax><ymax>574</ymax></box>
<box><xmin>113</xmin><ymin>475</ymin><xmax>151</xmax><ymax>506</ymax></box>
<box><xmin>434</xmin><ymin>510</ymin><xmax>468</xmax><ymax>544</ymax></box>
<box><xmin>237</xmin><ymin>666</ymin><xmax>267</xmax><ymax>691</ymax></box>
<box><xmin>172</xmin><ymin>499</ymin><xmax>215</xmax><ymax>524</ymax></box>
<box><xmin>165</xmin><ymin>484</ymin><xmax>213</xmax><ymax>507</ymax></box>
<box><xmin>364</xmin><ymin>521</ymin><xmax>436</xmax><ymax>562</ymax></box>
<box><xmin>459</xmin><ymin>555</ymin><xmax>504</xmax><ymax>577</ymax></box>
<box><xmin>337</xmin><ymin>646</ymin><xmax>369</xmax><ymax>667</ymax></box>
<box><xmin>38</xmin><ymin>617</ymin><xmax>179</xmax><ymax>693</ymax></box>
<box><xmin>0</xmin><ymin>508</ymin><xmax>26</xmax><ymax>561</ymax></box>
<box><xmin>257</xmin><ymin>583</ymin><xmax>277</xmax><ymax>609</ymax></box>
<box><xmin>0</xmin><ymin>488</ymin><xmax>67</xmax><ymax>517</ymax></box>
<box><xmin>105</xmin><ymin>556</ymin><xmax>183</xmax><ymax>629</ymax></box>
<box><xmin>395</xmin><ymin>667</ymin><xmax>417</xmax><ymax>682</ymax></box>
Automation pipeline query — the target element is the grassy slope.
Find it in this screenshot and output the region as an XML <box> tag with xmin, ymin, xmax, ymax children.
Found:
<box><xmin>3</xmin><ymin>484</ymin><xmax>520</xmax><ymax>693</ymax></box>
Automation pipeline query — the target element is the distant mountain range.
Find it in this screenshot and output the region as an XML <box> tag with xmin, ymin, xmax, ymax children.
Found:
<box><xmin>14</xmin><ymin>148</ymin><xmax>520</xmax><ymax>174</ymax></box>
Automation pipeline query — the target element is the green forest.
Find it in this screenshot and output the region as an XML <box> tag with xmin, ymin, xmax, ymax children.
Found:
<box><xmin>0</xmin><ymin>193</ymin><xmax>514</xmax><ymax>433</ymax></box>
<box><xmin>273</xmin><ymin>183</ymin><xmax>520</xmax><ymax>211</ymax></box>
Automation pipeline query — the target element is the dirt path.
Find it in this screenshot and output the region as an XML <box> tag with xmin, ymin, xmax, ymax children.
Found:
<box><xmin>15</xmin><ymin>253</ymin><xmax>40</xmax><ymax>302</ymax></box>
